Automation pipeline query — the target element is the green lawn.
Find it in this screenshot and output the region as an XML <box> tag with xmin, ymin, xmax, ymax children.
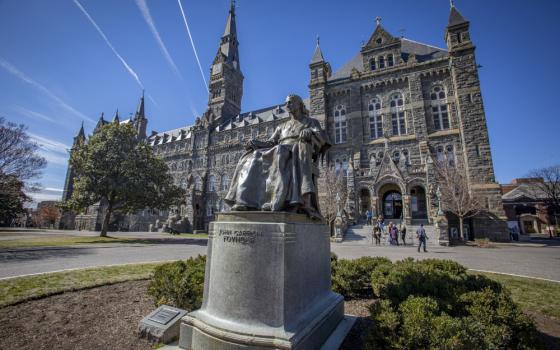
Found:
<box><xmin>0</xmin><ymin>233</ymin><xmax>208</xmax><ymax>249</ymax></box>
<box><xmin>0</xmin><ymin>262</ymin><xmax>163</xmax><ymax>307</ymax></box>
<box><xmin>476</xmin><ymin>272</ymin><xmax>560</xmax><ymax>320</ymax></box>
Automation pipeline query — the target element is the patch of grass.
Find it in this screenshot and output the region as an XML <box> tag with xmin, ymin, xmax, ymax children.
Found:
<box><xmin>477</xmin><ymin>272</ymin><xmax>560</xmax><ymax>320</ymax></box>
<box><xmin>0</xmin><ymin>234</ymin><xmax>208</xmax><ymax>249</ymax></box>
<box><xmin>0</xmin><ymin>262</ymin><xmax>166</xmax><ymax>307</ymax></box>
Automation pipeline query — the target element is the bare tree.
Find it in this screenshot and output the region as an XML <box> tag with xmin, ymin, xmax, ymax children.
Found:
<box><xmin>434</xmin><ymin>160</ymin><xmax>484</xmax><ymax>240</ymax></box>
<box><xmin>528</xmin><ymin>165</ymin><xmax>560</xmax><ymax>230</ymax></box>
<box><xmin>0</xmin><ymin>118</ymin><xmax>46</xmax><ymax>224</ymax></box>
<box><xmin>319</xmin><ymin>166</ymin><xmax>348</xmax><ymax>226</ymax></box>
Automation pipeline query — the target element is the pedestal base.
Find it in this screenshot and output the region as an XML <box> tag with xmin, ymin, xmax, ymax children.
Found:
<box><xmin>178</xmin><ymin>212</ymin><xmax>344</xmax><ymax>350</ymax></box>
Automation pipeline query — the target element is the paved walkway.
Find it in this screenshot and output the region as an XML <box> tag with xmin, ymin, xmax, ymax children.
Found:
<box><xmin>1</xmin><ymin>228</ymin><xmax>559</xmax><ymax>282</ymax></box>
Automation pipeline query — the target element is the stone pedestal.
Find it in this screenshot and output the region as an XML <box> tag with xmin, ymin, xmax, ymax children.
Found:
<box><xmin>435</xmin><ymin>215</ymin><xmax>449</xmax><ymax>246</ymax></box>
<box><xmin>179</xmin><ymin>212</ymin><xmax>344</xmax><ymax>350</ymax></box>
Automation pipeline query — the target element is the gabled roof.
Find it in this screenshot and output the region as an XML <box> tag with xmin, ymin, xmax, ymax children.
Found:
<box><xmin>502</xmin><ymin>183</ymin><xmax>548</xmax><ymax>201</ymax></box>
<box><xmin>329</xmin><ymin>38</ymin><xmax>447</xmax><ymax>81</ymax></box>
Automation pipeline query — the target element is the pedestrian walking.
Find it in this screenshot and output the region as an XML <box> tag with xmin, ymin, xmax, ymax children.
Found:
<box><xmin>373</xmin><ymin>224</ymin><xmax>381</xmax><ymax>245</ymax></box>
<box><xmin>366</xmin><ymin>209</ymin><xmax>373</xmax><ymax>226</ymax></box>
<box><xmin>416</xmin><ymin>224</ymin><xmax>427</xmax><ymax>252</ymax></box>
<box><xmin>391</xmin><ymin>224</ymin><xmax>399</xmax><ymax>246</ymax></box>
<box><xmin>400</xmin><ymin>225</ymin><xmax>407</xmax><ymax>246</ymax></box>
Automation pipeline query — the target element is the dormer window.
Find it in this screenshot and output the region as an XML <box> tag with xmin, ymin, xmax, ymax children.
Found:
<box><xmin>379</xmin><ymin>56</ymin><xmax>385</xmax><ymax>69</ymax></box>
<box><xmin>387</xmin><ymin>54</ymin><xmax>394</xmax><ymax>67</ymax></box>
<box><xmin>370</xmin><ymin>58</ymin><xmax>376</xmax><ymax>71</ymax></box>
<box><xmin>376</xmin><ymin>38</ymin><xmax>382</xmax><ymax>44</ymax></box>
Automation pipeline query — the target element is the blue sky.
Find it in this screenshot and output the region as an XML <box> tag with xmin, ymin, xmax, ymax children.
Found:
<box><xmin>1</xmin><ymin>0</ymin><xmax>559</xmax><ymax>203</ymax></box>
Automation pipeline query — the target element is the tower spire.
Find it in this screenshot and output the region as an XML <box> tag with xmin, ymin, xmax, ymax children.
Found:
<box><xmin>135</xmin><ymin>90</ymin><xmax>145</xmax><ymax>119</ymax></box>
<box><xmin>113</xmin><ymin>109</ymin><xmax>120</xmax><ymax>123</ymax></box>
<box><xmin>310</xmin><ymin>35</ymin><xmax>325</xmax><ymax>64</ymax></box>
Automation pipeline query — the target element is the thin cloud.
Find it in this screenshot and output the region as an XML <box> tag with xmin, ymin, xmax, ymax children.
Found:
<box><xmin>73</xmin><ymin>0</ymin><xmax>144</xmax><ymax>90</ymax></box>
<box><xmin>44</xmin><ymin>187</ymin><xmax>64</xmax><ymax>192</ymax></box>
<box><xmin>136</xmin><ymin>0</ymin><xmax>182</xmax><ymax>78</ymax></box>
<box><xmin>0</xmin><ymin>57</ymin><xmax>94</xmax><ymax>124</ymax></box>
<box><xmin>13</xmin><ymin>106</ymin><xmax>56</xmax><ymax>123</ymax></box>
<box><xmin>177</xmin><ymin>0</ymin><xmax>208</xmax><ymax>90</ymax></box>
<box><xmin>28</xmin><ymin>133</ymin><xmax>70</xmax><ymax>154</ymax></box>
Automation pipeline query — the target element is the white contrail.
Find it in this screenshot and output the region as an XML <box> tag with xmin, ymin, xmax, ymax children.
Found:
<box><xmin>73</xmin><ymin>0</ymin><xmax>144</xmax><ymax>90</ymax></box>
<box><xmin>0</xmin><ymin>58</ymin><xmax>94</xmax><ymax>124</ymax></box>
<box><xmin>136</xmin><ymin>0</ymin><xmax>182</xmax><ymax>78</ymax></box>
<box><xmin>14</xmin><ymin>106</ymin><xmax>56</xmax><ymax>123</ymax></box>
<box><xmin>177</xmin><ymin>0</ymin><xmax>208</xmax><ymax>90</ymax></box>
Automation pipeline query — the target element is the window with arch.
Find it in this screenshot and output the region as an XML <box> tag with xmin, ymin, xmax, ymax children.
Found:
<box><xmin>333</xmin><ymin>104</ymin><xmax>347</xmax><ymax>144</ymax></box>
<box><xmin>436</xmin><ymin>146</ymin><xmax>445</xmax><ymax>162</ymax></box>
<box><xmin>370</xmin><ymin>58</ymin><xmax>376</xmax><ymax>71</ymax></box>
<box><xmin>402</xmin><ymin>149</ymin><xmax>410</xmax><ymax>165</ymax></box>
<box><xmin>387</xmin><ymin>54</ymin><xmax>394</xmax><ymax>67</ymax></box>
<box><xmin>377</xmin><ymin>151</ymin><xmax>384</xmax><ymax>164</ymax></box>
<box><xmin>342</xmin><ymin>157</ymin><xmax>349</xmax><ymax>175</ymax></box>
<box><xmin>180</xmin><ymin>178</ymin><xmax>188</xmax><ymax>189</ymax></box>
<box><xmin>379</xmin><ymin>56</ymin><xmax>385</xmax><ymax>69</ymax></box>
<box><xmin>220</xmin><ymin>174</ymin><xmax>230</xmax><ymax>191</ymax></box>
<box><xmin>392</xmin><ymin>151</ymin><xmax>400</xmax><ymax>164</ymax></box>
<box><xmin>194</xmin><ymin>176</ymin><xmax>203</xmax><ymax>191</ymax></box>
<box><xmin>207</xmin><ymin>175</ymin><xmax>216</xmax><ymax>192</ymax></box>
<box><xmin>390</xmin><ymin>93</ymin><xmax>406</xmax><ymax>135</ymax></box>
<box><xmin>446</xmin><ymin>145</ymin><xmax>455</xmax><ymax>166</ymax></box>
<box><xmin>368</xmin><ymin>98</ymin><xmax>383</xmax><ymax>139</ymax></box>
<box><xmin>430</xmin><ymin>85</ymin><xmax>449</xmax><ymax>130</ymax></box>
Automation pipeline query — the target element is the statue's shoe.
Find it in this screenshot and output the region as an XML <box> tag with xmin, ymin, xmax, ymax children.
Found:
<box><xmin>231</xmin><ymin>204</ymin><xmax>251</xmax><ymax>211</ymax></box>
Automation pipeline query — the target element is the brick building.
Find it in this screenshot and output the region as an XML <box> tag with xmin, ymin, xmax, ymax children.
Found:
<box><xmin>62</xmin><ymin>3</ymin><xmax>509</xmax><ymax>240</ymax></box>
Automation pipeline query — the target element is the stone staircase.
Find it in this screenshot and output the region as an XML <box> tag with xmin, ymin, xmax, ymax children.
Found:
<box><xmin>339</xmin><ymin>223</ymin><xmax>439</xmax><ymax>246</ymax></box>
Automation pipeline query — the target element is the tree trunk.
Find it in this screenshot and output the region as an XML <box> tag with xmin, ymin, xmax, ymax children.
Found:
<box><xmin>459</xmin><ymin>217</ymin><xmax>465</xmax><ymax>241</ymax></box>
<box><xmin>100</xmin><ymin>202</ymin><xmax>113</xmax><ymax>237</ymax></box>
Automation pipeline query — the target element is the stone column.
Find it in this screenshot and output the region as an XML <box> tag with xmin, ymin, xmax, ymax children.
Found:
<box><xmin>403</xmin><ymin>194</ymin><xmax>412</xmax><ymax>225</ymax></box>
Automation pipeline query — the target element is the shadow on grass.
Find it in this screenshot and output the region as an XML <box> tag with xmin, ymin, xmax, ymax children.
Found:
<box><xmin>0</xmin><ymin>246</ymin><xmax>94</xmax><ymax>263</ymax></box>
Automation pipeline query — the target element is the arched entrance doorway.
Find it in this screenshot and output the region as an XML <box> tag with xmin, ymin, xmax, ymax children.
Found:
<box><xmin>383</xmin><ymin>191</ymin><xmax>402</xmax><ymax>219</ymax></box>
<box><xmin>359</xmin><ymin>188</ymin><xmax>371</xmax><ymax>219</ymax></box>
<box><xmin>410</xmin><ymin>185</ymin><xmax>427</xmax><ymax>219</ymax></box>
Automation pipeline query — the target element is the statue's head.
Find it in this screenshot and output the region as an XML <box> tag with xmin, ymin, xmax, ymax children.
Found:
<box><xmin>285</xmin><ymin>94</ymin><xmax>308</xmax><ymax>119</ymax></box>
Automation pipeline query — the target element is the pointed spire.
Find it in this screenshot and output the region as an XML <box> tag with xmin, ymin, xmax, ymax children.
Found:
<box><xmin>77</xmin><ymin>121</ymin><xmax>85</xmax><ymax>138</ymax></box>
<box><xmin>310</xmin><ymin>36</ymin><xmax>325</xmax><ymax>64</ymax></box>
<box><xmin>94</xmin><ymin>112</ymin><xmax>106</xmax><ymax>133</ymax></box>
<box><xmin>448</xmin><ymin>4</ymin><xmax>468</xmax><ymax>27</ymax></box>
<box><xmin>216</xmin><ymin>0</ymin><xmax>240</xmax><ymax>70</ymax></box>
<box><xmin>135</xmin><ymin>91</ymin><xmax>145</xmax><ymax>119</ymax></box>
<box><xmin>112</xmin><ymin>109</ymin><xmax>120</xmax><ymax>123</ymax></box>
<box><xmin>376</xmin><ymin>16</ymin><xmax>382</xmax><ymax>27</ymax></box>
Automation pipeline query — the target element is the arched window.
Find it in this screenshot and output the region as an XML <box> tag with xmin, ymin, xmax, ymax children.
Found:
<box><xmin>335</xmin><ymin>158</ymin><xmax>341</xmax><ymax>175</ymax></box>
<box><xmin>377</xmin><ymin>151</ymin><xmax>384</xmax><ymax>164</ymax></box>
<box><xmin>392</xmin><ymin>151</ymin><xmax>400</xmax><ymax>164</ymax></box>
<box><xmin>387</xmin><ymin>54</ymin><xmax>394</xmax><ymax>67</ymax></box>
<box><xmin>342</xmin><ymin>157</ymin><xmax>349</xmax><ymax>175</ymax></box>
<box><xmin>379</xmin><ymin>56</ymin><xmax>385</xmax><ymax>69</ymax></box>
<box><xmin>431</xmin><ymin>85</ymin><xmax>449</xmax><ymax>130</ymax></box>
<box><xmin>194</xmin><ymin>176</ymin><xmax>203</xmax><ymax>191</ymax></box>
<box><xmin>446</xmin><ymin>145</ymin><xmax>455</xmax><ymax>166</ymax></box>
<box><xmin>402</xmin><ymin>149</ymin><xmax>410</xmax><ymax>165</ymax></box>
<box><xmin>220</xmin><ymin>175</ymin><xmax>230</xmax><ymax>191</ymax></box>
<box><xmin>207</xmin><ymin>175</ymin><xmax>216</xmax><ymax>192</ymax></box>
<box><xmin>436</xmin><ymin>146</ymin><xmax>445</xmax><ymax>162</ymax></box>
<box><xmin>370</xmin><ymin>58</ymin><xmax>376</xmax><ymax>71</ymax></box>
<box><xmin>368</xmin><ymin>98</ymin><xmax>382</xmax><ymax>139</ymax></box>
<box><xmin>333</xmin><ymin>104</ymin><xmax>347</xmax><ymax>144</ymax></box>
<box><xmin>180</xmin><ymin>178</ymin><xmax>188</xmax><ymax>189</ymax></box>
<box><xmin>390</xmin><ymin>93</ymin><xmax>406</xmax><ymax>136</ymax></box>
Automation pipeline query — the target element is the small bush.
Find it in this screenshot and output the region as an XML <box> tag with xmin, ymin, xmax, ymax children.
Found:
<box><xmin>331</xmin><ymin>256</ymin><xmax>391</xmax><ymax>298</ymax></box>
<box><xmin>365</xmin><ymin>259</ymin><xmax>542</xmax><ymax>349</ymax></box>
<box><xmin>147</xmin><ymin>255</ymin><xmax>206</xmax><ymax>311</ymax></box>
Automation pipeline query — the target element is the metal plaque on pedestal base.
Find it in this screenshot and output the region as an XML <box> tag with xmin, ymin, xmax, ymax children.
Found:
<box><xmin>179</xmin><ymin>212</ymin><xmax>344</xmax><ymax>350</ymax></box>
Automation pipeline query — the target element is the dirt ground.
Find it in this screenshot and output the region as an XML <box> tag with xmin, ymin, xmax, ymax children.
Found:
<box><xmin>0</xmin><ymin>280</ymin><xmax>558</xmax><ymax>350</ymax></box>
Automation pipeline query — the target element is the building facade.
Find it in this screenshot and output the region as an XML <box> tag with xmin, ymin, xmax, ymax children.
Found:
<box><xmin>62</xmin><ymin>4</ymin><xmax>508</xmax><ymax>240</ymax></box>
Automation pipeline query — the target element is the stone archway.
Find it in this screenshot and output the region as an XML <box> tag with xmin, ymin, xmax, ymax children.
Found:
<box><xmin>378</xmin><ymin>183</ymin><xmax>403</xmax><ymax>220</ymax></box>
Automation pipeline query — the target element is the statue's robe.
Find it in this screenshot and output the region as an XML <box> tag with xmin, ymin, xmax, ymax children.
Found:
<box><xmin>224</xmin><ymin>116</ymin><xmax>330</xmax><ymax>212</ymax></box>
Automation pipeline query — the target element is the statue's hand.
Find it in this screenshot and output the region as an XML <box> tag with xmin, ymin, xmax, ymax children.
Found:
<box><xmin>300</xmin><ymin>129</ymin><xmax>313</xmax><ymax>142</ymax></box>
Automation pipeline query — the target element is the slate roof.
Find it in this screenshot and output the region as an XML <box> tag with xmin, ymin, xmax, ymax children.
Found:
<box><xmin>146</xmin><ymin>99</ymin><xmax>310</xmax><ymax>146</ymax></box>
<box><xmin>328</xmin><ymin>38</ymin><xmax>448</xmax><ymax>82</ymax></box>
<box><xmin>502</xmin><ymin>183</ymin><xmax>548</xmax><ymax>201</ymax></box>
<box><xmin>310</xmin><ymin>43</ymin><xmax>325</xmax><ymax>64</ymax></box>
<box><xmin>448</xmin><ymin>6</ymin><xmax>468</xmax><ymax>27</ymax></box>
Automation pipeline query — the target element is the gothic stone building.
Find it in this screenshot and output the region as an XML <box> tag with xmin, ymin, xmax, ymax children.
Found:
<box><xmin>63</xmin><ymin>4</ymin><xmax>508</xmax><ymax>240</ymax></box>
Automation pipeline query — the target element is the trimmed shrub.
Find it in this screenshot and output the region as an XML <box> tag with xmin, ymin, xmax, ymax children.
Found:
<box><xmin>331</xmin><ymin>256</ymin><xmax>391</xmax><ymax>298</ymax></box>
<box><xmin>365</xmin><ymin>259</ymin><xmax>542</xmax><ymax>349</ymax></box>
<box><xmin>147</xmin><ymin>255</ymin><xmax>206</xmax><ymax>311</ymax></box>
